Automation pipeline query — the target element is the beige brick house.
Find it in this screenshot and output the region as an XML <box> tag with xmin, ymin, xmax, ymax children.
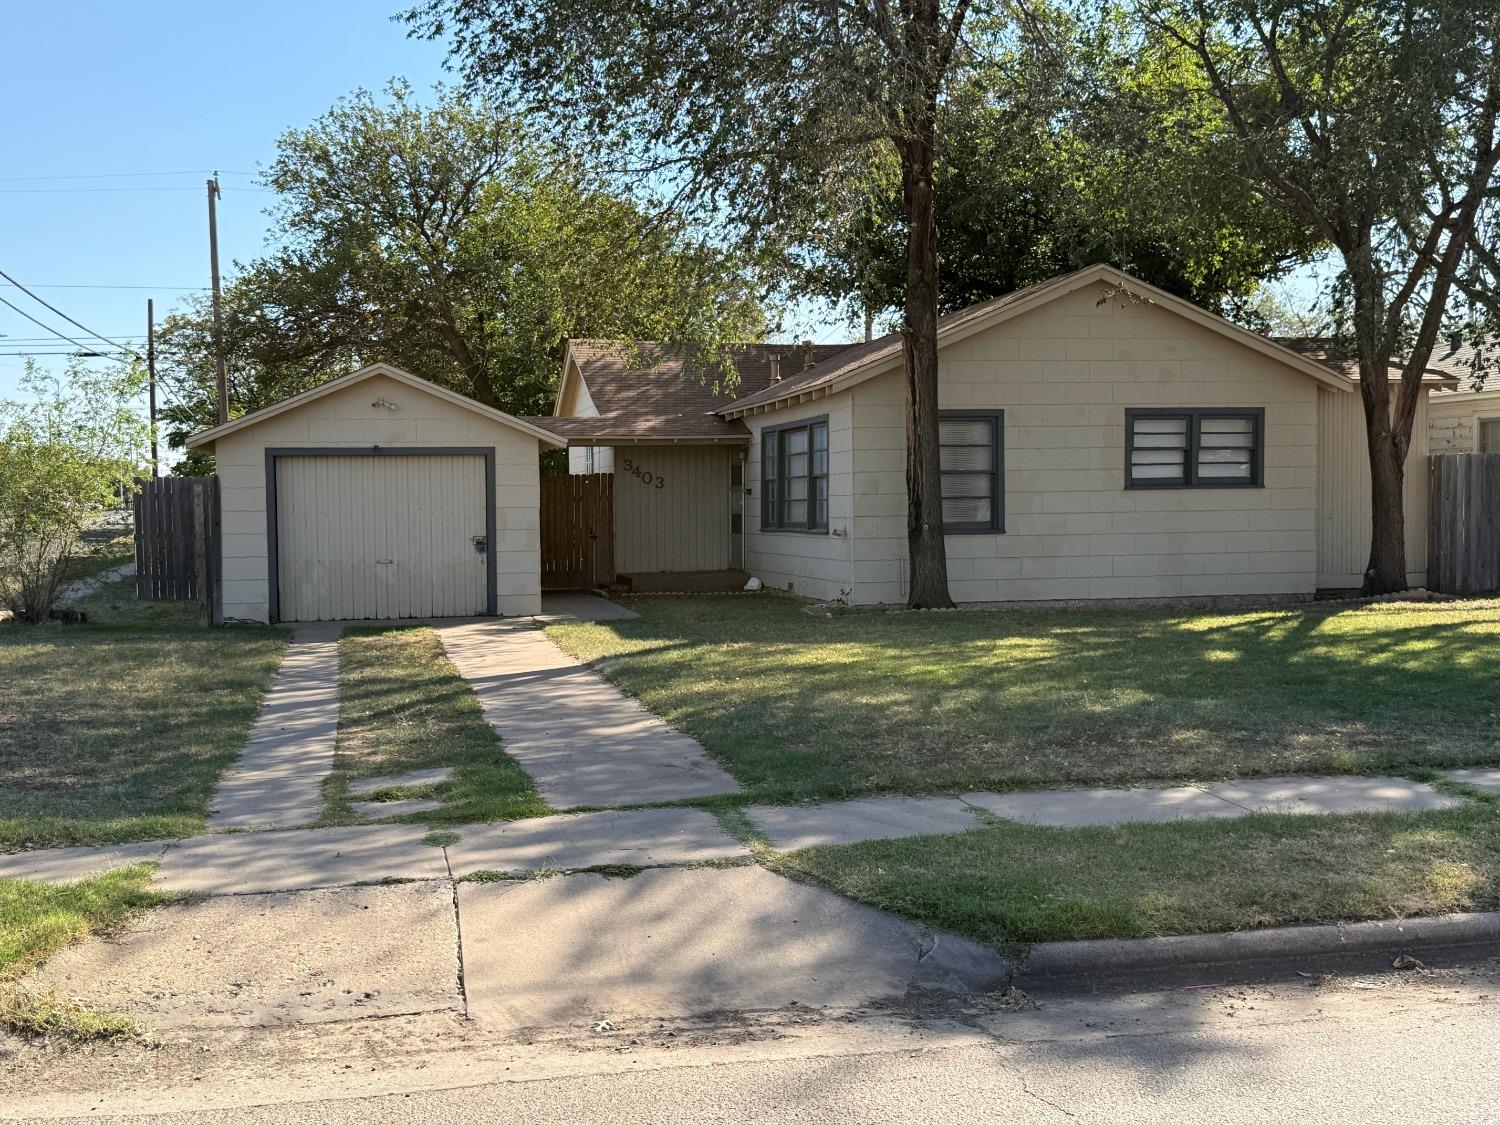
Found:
<box><xmin>547</xmin><ymin>264</ymin><xmax>1451</xmax><ymax>603</ymax></box>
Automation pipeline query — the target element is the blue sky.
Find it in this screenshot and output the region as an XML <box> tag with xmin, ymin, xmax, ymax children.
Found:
<box><xmin>1</xmin><ymin>4</ymin><xmax>851</xmax><ymax>407</ymax></box>
<box><xmin>0</xmin><ymin>3</ymin><xmax>450</xmax><ymax>398</ymax></box>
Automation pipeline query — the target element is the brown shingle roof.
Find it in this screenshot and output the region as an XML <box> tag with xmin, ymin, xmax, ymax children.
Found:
<box><xmin>536</xmin><ymin>340</ymin><xmax>853</xmax><ymax>442</ymax></box>
<box><xmin>1273</xmin><ymin>337</ymin><xmax>1458</xmax><ymax>385</ymax></box>
<box><xmin>1425</xmin><ymin>333</ymin><xmax>1500</xmax><ymax>393</ymax></box>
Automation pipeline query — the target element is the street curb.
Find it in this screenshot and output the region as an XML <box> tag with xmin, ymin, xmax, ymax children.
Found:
<box><xmin>1016</xmin><ymin>911</ymin><xmax>1500</xmax><ymax>984</ymax></box>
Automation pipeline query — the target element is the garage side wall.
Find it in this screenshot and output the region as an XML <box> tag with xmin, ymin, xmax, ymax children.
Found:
<box><xmin>213</xmin><ymin>373</ymin><xmax>541</xmax><ymax>621</ymax></box>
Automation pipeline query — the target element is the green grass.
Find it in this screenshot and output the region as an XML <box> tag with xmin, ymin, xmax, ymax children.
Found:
<box><xmin>0</xmin><ymin>577</ymin><xmax>287</xmax><ymax>849</ymax></box>
<box><xmin>0</xmin><ymin>865</ymin><xmax>162</xmax><ymax>977</ymax></box>
<box><xmin>546</xmin><ymin>595</ymin><xmax>1500</xmax><ymax>802</ymax></box>
<box><xmin>773</xmin><ymin>805</ymin><xmax>1500</xmax><ymax>946</ymax></box>
<box><xmin>322</xmin><ymin>626</ymin><xmax>549</xmax><ymax>824</ymax></box>
<box><xmin>0</xmin><ymin>864</ymin><xmax>162</xmax><ymax>1040</ymax></box>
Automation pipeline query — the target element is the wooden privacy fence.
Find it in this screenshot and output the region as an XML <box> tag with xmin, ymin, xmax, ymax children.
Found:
<box><xmin>540</xmin><ymin>473</ymin><xmax>614</xmax><ymax>589</ymax></box>
<box><xmin>133</xmin><ymin>475</ymin><xmax>221</xmax><ymax>621</ymax></box>
<box><xmin>1428</xmin><ymin>454</ymin><xmax>1500</xmax><ymax>594</ymax></box>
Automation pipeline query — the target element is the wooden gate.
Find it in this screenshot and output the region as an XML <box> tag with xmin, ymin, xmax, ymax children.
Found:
<box><xmin>1428</xmin><ymin>453</ymin><xmax>1500</xmax><ymax>594</ymax></box>
<box><xmin>540</xmin><ymin>473</ymin><xmax>614</xmax><ymax>589</ymax></box>
<box><xmin>133</xmin><ymin>475</ymin><xmax>221</xmax><ymax>622</ymax></box>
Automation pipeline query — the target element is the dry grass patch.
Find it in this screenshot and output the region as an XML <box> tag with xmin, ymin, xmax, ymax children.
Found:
<box><xmin>0</xmin><ymin>578</ymin><xmax>286</xmax><ymax>849</ymax></box>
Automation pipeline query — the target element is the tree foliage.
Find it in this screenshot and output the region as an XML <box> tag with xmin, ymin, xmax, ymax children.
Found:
<box><xmin>1139</xmin><ymin>0</ymin><xmax>1500</xmax><ymax>592</ymax></box>
<box><xmin>156</xmin><ymin>81</ymin><xmax>767</xmax><ymax>460</ymax></box>
<box><xmin>804</xmin><ymin>5</ymin><xmax>1324</xmax><ymax>326</ymax></box>
<box><xmin>404</xmin><ymin>0</ymin><xmax>1000</xmax><ymax>607</ymax></box>
<box><xmin>0</xmin><ymin>363</ymin><xmax>145</xmax><ymax>621</ymax></box>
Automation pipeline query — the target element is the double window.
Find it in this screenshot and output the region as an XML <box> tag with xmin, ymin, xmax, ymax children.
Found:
<box><xmin>939</xmin><ymin>411</ymin><xmax>1004</xmax><ymax>532</ymax></box>
<box><xmin>760</xmin><ymin>417</ymin><xmax>829</xmax><ymax>531</ymax></box>
<box><xmin>1126</xmin><ymin>408</ymin><xmax>1264</xmax><ymax>489</ymax></box>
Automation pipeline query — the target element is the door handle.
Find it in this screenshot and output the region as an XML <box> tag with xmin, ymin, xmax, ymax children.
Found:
<box><xmin>471</xmin><ymin>535</ymin><xmax>488</xmax><ymax>553</ymax></box>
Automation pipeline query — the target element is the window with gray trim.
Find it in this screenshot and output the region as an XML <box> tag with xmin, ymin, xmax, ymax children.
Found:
<box><xmin>760</xmin><ymin>417</ymin><xmax>829</xmax><ymax>531</ymax></box>
<box><xmin>940</xmin><ymin>411</ymin><xmax>1004</xmax><ymax>532</ymax></box>
<box><xmin>1126</xmin><ymin>408</ymin><xmax>1264</xmax><ymax>488</ymax></box>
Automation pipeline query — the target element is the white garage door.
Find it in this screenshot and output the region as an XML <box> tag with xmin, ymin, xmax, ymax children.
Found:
<box><xmin>274</xmin><ymin>454</ymin><xmax>489</xmax><ymax>621</ymax></box>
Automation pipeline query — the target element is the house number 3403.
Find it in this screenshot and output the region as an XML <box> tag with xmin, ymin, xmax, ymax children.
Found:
<box><xmin>622</xmin><ymin>457</ymin><xmax>665</xmax><ymax>489</ymax></box>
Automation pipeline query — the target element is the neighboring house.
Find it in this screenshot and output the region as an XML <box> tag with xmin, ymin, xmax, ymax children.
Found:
<box><xmin>185</xmin><ymin>265</ymin><xmax>1456</xmax><ymax>624</ymax></box>
<box><xmin>543</xmin><ymin>264</ymin><xmax>1453</xmax><ymax>604</ymax></box>
<box><xmin>1426</xmin><ymin>335</ymin><xmax>1500</xmax><ymax>453</ymax></box>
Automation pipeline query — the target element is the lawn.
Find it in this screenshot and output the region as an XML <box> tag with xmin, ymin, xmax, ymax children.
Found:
<box><xmin>773</xmin><ymin>804</ymin><xmax>1500</xmax><ymax>946</ymax></box>
<box><xmin>0</xmin><ymin>578</ymin><xmax>286</xmax><ymax>850</ymax></box>
<box><xmin>322</xmin><ymin>626</ymin><xmax>549</xmax><ymax>824</ymax></box>
<box><xmin>546</xmin><ymin>595</ymin><xmax>1500</xmax><ymax>802</ymax></box>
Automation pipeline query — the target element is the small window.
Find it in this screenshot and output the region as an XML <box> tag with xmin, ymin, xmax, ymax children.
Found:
<box><xmin>1480</xmin><ymin>418</ymin><xmax>1500</xmax><ymax>453</ymax></box>
<box><xmin>1126</xmin><ymin>409</ymin><xmax>1263</xmax><ymax>488</ymax></box>
<box><xmin>760</xmin><ymin>417</ymin><xmax>829</xmax><ymax>531</ymax></box>
<box><xmin>940</xmin><ymin>411</ymin><xmax>1004</xmax><ymax>532</ymax></box>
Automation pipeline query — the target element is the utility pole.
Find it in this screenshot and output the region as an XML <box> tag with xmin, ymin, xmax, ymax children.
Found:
<box><xmin>207</xmin><ymin>173</ymin><xmax>228</xmax><ymax>424</ymax></box>
<box><xmin>147</xmin><ymin>298</ymin><xmax>159</xmax><ymax>477</ymax></box>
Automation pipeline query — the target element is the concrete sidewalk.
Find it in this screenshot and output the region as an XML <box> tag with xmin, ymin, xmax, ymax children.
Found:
<box><xmin>206</xmin><ymin>622</ymin><xmax>343</xmax><ymax>831</ymax></box>
<box><xmin>436</xmin><ymin>620</ymin><xmax>741</xmax><ymax>807</ymax></box>
<box><xmin>745</xmin><ymin>774</ymin><xmax>1465</xmax><ymax>849</ymax></box>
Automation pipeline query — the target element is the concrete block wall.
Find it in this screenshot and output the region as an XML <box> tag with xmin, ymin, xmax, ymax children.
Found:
<box><xmin>844</xmin><ymin>282</ymin><xmax>1324</xmax><ymax>604</ymax></box>
<box><xmin>212</xmin><ymin>373</ymin><xmax>543</xmax><ymax>621</ymax></box>
<box><xmin>742</xmin><ymin>395</ymin><xmax>856</xmax><ymax>601</ymax></box>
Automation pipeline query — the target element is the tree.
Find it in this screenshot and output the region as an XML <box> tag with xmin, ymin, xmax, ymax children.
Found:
<box><xmin>0</xmin><ymin>363</ymin><xmax>145</xmax><ymax>622</ymax></box>
<box><xmin>156</xmin><ymin>81</ymin><xmax>766</xmax><ymax>457</ymax></box>
<box><xmin>805</xmin><ymin>5</ymin><xmax>1324</xmax><ymax>325</ymax></box>
<box><xmin>1139</xmin><ymin>1</ymin><xmax>1500</xmax><ymax>593</ymax></box>
<box><xmin>405</xmin><ymin>0</ymin><xmax>1010</xmax><ymax>608</ymax></box>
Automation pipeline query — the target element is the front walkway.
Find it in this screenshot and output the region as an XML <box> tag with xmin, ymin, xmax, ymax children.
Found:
<box><xmin>437</xmin><ymin>619</ymin><xmax>742</xmax><ymax>807</ymax></box>
<box><xmin>206</xmin><ymin>622</ymin><xmax>343</xmax><ymax>830</ymax></box>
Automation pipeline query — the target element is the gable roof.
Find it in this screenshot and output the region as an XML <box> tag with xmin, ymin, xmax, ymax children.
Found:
<box><xmin>717</xmin><ymin>265</ymin><xmax>1358</xmax><ymax>417</ymax></box>
<box><xmin>539</xmin><ymin>340</ymin><xmax>853</xmax><ymax>443</ymax></box>
<box><xmin>185</xmin><ymin>363</ymin><xmax>567</xmax><ymax>450</ymax></box>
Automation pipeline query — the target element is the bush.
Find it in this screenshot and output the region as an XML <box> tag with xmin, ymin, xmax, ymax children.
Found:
<box><xmin>0</xmin><ymin>363</ymin><xmax>145</xmax><ymax>623</ymax></box>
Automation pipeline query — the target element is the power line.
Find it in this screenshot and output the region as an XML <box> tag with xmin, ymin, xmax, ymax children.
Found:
<box><xmin>0</xmin><ymin>267</ymin><xmax>144</xmax><ymax>357</ymax></box>
<box><xmin>0</xmin><ymin>349</ymin><xmax>130</xmax><ymax>357</ymax></box>
<box><xmin>0</xmin><ymin>186</ymin><xmax>274</xmax><ymax>194</ymax></box>
<box><xmin>0</xmin><ymin>282</ymin><xmax>208</xmax><ymax>291</ymax></box>
<box><xmin>0</xmin><ymin>292</ymin><xmax>132</xmax><ymax>365</ymax></box>
<box><xmin>0</xmin><ymin>169</ymin><xmax>256</xmax><ymax>182</ymax></box>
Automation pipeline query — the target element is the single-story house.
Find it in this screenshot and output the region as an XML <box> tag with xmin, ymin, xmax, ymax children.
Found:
<box><xmin>186</xmin><ymin>264</ymin><xmax>1454</xmax><ymax>622</ymax></box>
<box><xmin>541</xmin><ymin>264</ymin><xmax>1453</xmax><ymax>605</ymax></box>
<box><xmin>1427</xmin><ymin>335</ymin><xmax>1500</xmax><ymax>453</ymax></box>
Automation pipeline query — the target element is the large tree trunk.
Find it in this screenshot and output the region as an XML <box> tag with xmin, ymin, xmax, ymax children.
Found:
<box><xmin>1357</xmin><ymin>353</ymin><xmax>1409</xmax><ymax>595</ymax></box>
<box><xmin>899</xmin><ymin>114</ymin><xmax>954</xmax><ymax>610</ymax></box>
<box><xmin>1364</xmin><ymin>432</ymin><xmax>1408</xmax><ymax>594</ymax></box>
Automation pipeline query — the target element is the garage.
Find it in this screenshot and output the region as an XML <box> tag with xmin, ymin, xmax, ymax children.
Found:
<box><xmin>271</xmin><ymin>450</ymin><xmax>493</xmax><ymax>621</ymax></box>
<box><xmin>187</xmin><ymin>363</ymin><xmax>565</xmax><ymax>623</ymax></box>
